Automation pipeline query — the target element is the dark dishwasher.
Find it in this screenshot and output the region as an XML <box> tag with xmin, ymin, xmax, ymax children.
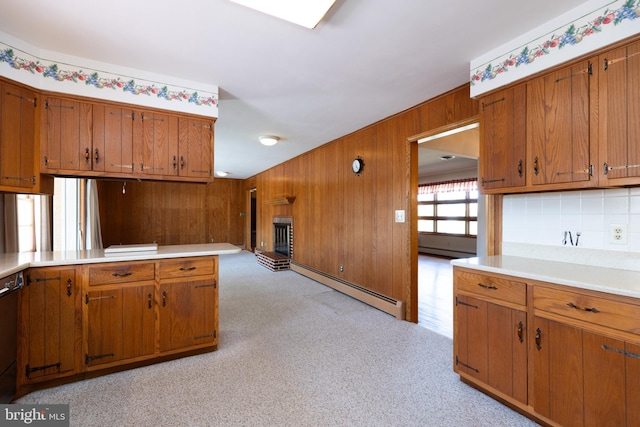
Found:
<box><xmin>0</xmin><ymin>271</ymin><xmax>23</xmax><ymax>403</ymax></box>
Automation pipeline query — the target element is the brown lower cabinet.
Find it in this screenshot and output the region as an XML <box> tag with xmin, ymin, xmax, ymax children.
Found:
<box><xmin>85</xmin><ymin>285</ymin><xmax>155</xmax><ymax>368</ymax></box>
<box><xmin>17</xmin><ymin>255</ymin><xmax>218</xmax><ymax>396</ymax></box>
<box><xmin>454</xmin><ymin>266</ymin><xmax>640</xmax><ymax>427</ymax></box>
<box><xmin>19</xmin><ymin>267</ymin><xmax>80</xmax><ymax>384</ymax></box>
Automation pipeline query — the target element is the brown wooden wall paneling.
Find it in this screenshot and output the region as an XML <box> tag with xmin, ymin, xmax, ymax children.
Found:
<box><xmin>250</xmin><ymin>84</ymin><xmax>477</xmax><ymax>322</ymax></box>
<box><xmin>97</xmin><ymin>179</ymin><xmax>245</xmax><ymax>247</ymax></box>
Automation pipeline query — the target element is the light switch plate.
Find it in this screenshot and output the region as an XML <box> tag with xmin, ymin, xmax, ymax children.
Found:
<box><xmin>395</xmin><ymin>210</ymin><xmax>405</xmax><ymax>223</ymax></box>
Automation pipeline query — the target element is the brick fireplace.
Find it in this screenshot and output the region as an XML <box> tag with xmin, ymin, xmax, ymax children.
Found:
<box><xmin>256</xmin><ymin>217</ymin><xmax>293</xmax><ymax>271</ymax></box>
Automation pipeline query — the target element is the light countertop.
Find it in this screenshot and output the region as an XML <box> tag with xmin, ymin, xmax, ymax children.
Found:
<box><xmin>0</xmin><ymin>243</ymin><xmax>242</xmax><ymax>278</ymax></box>
<box><xmin>452</xmin><ymin>255</ymin><xmax>640</xmax><ymax>300</ymax></box>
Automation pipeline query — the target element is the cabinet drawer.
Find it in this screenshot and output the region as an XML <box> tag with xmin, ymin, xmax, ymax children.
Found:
<box><xmin>88</xmin><ymin>262</ymin><xmax>155</xmax><ymax>285</ymax></box>
<box><xmin>159</xmin><ymin>257</ymin><xmax>215</xmax><ymax>279</ymax></box>
<box><xmin>534</xmin><ymin>286</ymin><xmax>640</xmax><ymax>334</ymax></box>
<box><xmin>455</xmin><ymin>270</ymin><xmax>526</xmax><ymax>306</ymax></box>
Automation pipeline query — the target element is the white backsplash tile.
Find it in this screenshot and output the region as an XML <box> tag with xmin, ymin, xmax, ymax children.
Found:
<box><xmin>502</xmin><ymin>188</ymin><xmax>640</xmax><ymax>268</ymax></box>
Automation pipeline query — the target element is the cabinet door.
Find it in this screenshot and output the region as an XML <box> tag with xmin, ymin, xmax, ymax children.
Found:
<box><xmin>92</xmin><ymin>104</ymin><xmax>134</xmax><ymax>173</ymax></box>
<box><xmin>0</xmin><ymin>82</ymin><xmax>37</xmax><ymax>188</ymax></box>
<box><xmin>159</xmin><ymin>278</ymin><xmax>218</xmax><ymax>352</ymax></box>
<box><xmin>479</xmin><ymin>84</ymin><xmax>526</xmax><ymax>192</ymax></box>
<box><xmin>528</xmin><ymin>58</ymin><xmax>596</xmax><ymax>187</ymax></box>
<box><xmin>599</xmin><ymin>39</ymin><xmax>640</xmax><ymax>185</ymax></box>
<box><xmin>42</xmin><ymin>97</ymin><xmax>93</xmax><ymax>172</ymax></box>
<box><xmin>583</xmin><ymin>331</ymin><xmax>626</xmax><ymax>427</ymax></box>
<box><xmin>455</xmin><ymin>294</ymin><xmax>488</xmax><ymax>383</ymax></box>
<box><xmin>85</xmin><ymin>285</ymin><xmax>155</xmax><ymax>367</ymax></box>
<box><xmin>178</xmin><ymin>117</ymin><xmax>214</xmax><ymax>180</ymax></box>
<box><xmin>22</xmin><ymin>268</ymin><xmax>77</xmax><ymax>382</ymax></box>
<box><xmin>137</xmin><ymin>110</ymin><xmax>178</xmax><ymax>176</ymax></box>
<box><xmin>532</xmin><ymin>317</ymin><xmax>584</xmax><ymax>427</ymax></box>
<box><xmin>487</xmin><ymin>304</ymin><xmax>527</xmax><ymax>403</ymax></box>
<box><xmin>455</xmin><ymin>294</ymin><xmax>527</xmax><ymax>403</ymax></box>
<box><xmin>584</xmin><ymin>332</ymin><xmax>640</xmax><ymax>427</ymax></box>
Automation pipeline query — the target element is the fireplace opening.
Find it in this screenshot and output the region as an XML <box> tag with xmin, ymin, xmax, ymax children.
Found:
<box><xmin>273</xmin><ymin>217</ymin><xmax>293</xmax><ymax>259</ymax></box>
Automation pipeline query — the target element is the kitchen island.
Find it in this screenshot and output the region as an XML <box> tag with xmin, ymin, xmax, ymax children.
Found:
<box><xmin>11</xmin><ymin>243</ymin><xmax>241</xmax><ymax>398</ymax></box>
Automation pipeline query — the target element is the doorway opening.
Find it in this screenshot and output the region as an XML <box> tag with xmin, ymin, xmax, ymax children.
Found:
<box><xmin>250</xmin><ymin>188</ymin><xmax>257</xmax><ymax>252</ymax></box>
<box><xmin>413</xmin><ymin>120</ymin><xmax>480</xmax><ymax>338</ymax></box>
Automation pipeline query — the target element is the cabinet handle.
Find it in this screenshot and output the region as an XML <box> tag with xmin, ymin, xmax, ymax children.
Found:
<box><xmin>66</xmin><ymin>278</ymin><xmax>72</xmax><ymax>297</ymax></box>
<box><xmin>517</xmin><ymin>159</ymin><xmax>523</xmax><ymax>178</ymax></box>
<box><xmin>566</xmin><ymin>302</ymin><xmax>600</xmax><ymax>313</ymax></box>
<box><xmin>481</xmin><ymin>177</ymin><xmax>505</xmax><ymax>186</ymax></box>
<box><xmin>172</xmin><ymin>155</ymin><xmax>177</xmax><ymax>170</ymax></box>
<box><xmin>44</xmin><ymin>156</ymin><xmax>48</xmax><ymax>166</ymax></box>
<box><xmin>477</xmin><ymin>282</ymin><xmax>498</xmax><ymax>290</ymax></box>
<box><xmin>533</xmin><ymin>157</ymin><xmax>540</xmax><ymax>176</ymax></box>
<box><xmin>147</xmin><ymin>293</ymin><xmax>152</xmax><ymax>309</ymax></box>
<box><xmin>179</xmin><ymin>266</ymin><xmax>197</xmax><ymax>271</ymax></box>
<box><xmin>517</xmin><ymin>321</ymin><xmax>524</xmax><ymax>343</ymax></box>
<box><xmin>112</xmin><ymin>272</ymin><xmax>132</xmax><ymax>278</ymax></box>
<box><xmin>94</xmin><ymin>149</ymin><xmax>100</xmax><ymax>164</ymax></box>
<box><xmin>84</xmin><ymin>148</ymin><xmax>90</xmax><ymax>163</ymax></box>
<box><xmin>601</xmin><ymin>344</ymin><xmax>640</xmax><ymax>360</ymax></box>
<box><xmin>162</xmin><ymin>291</ymin><xmax>167</xmax><ymax>307</ymax></box>
<box><xmin>180</xmin><ymin>156</ymin><xmax>185</xmax><ymax>170</ymax></box>
<box><xmin>535</xmin><ymin>328</ymin><xmax>542</xmax><ymax>350</ymax></box>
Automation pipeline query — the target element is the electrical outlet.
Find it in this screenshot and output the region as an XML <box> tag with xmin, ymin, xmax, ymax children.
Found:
<box><xmin>609</xmin><ymin>224</ymin><xmax>628</xmax><ymax>245</ymax></box>
<box><xmin>395</xmin><ymin>210</ymin><xmax>405</xmax><ymax>223</ymax></box>
<box><xmin>339</xmin><ymin>264</ymin><xmax>344</xmax><ymax>273</ymax></box>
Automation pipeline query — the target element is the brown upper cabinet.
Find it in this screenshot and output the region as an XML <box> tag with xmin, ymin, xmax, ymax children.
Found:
<box><xmin>135</xmin><ymin>110</ymin><xmax>179</xmax><ymax>177</ymax></box>
<box><xmin>479</xmin><ymin>84</ymin><xmax>526</xmax><ymax>192</ymax></box>
<box><xmin>527</xmin><ymin>56</ymin><xmax>598</xmax><ymax>189</ymax></box>
<box><xmin>0</xmin><ymin>80</ymin><xmax>53</xmax><ymax>194</ymax></box>
<box><xmin>39</xmin><ymin>92</ymin><xmax>214</xmax><ymax>183</ymax></box>
<box><xmin>178</xmin><ymin>117</ymin><xmax>214</xmax><ymax>180</ymax></box>
<box><xmin>598</xmin><ymin>38</ymin><xmax>640</xmax><ymax>186</ymax></box>
<box><xmin>93</xmin><ymin>104</ymin><xmax>135</xmax><ymax>175</ymax></box>
<box><xmin>479</xmin><ymin>35</ymin><xmax>640</xmax><ymax>194</ymax></box>
<box><xmin>42</xmin><ymin>96</ymin><xmax>93</xmax><ymax>172</ymax></box>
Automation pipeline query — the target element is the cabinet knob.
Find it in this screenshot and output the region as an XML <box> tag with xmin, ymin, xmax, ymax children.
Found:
<box><xmin>84</xmin><ymin>148</ymin><xmax>90</xmax><ymax>163</ymax></box>
<box><xmin>162</xmin><ymin>291</ymin><xmax>167</xmax><ymax>307</ymax></box>
<box><xmin>94</xmin><ymin>149</ymin><xmax>100</xmax><ymax>164</ymax></box>
<box><xmin>534</xmin><ymin>157</ymin><xmax>540</xmax><ymax>176</ymax></box>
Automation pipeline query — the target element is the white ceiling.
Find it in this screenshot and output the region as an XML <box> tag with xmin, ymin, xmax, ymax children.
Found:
<box><xmin>0</xmin><ymin>0</ymin><xmax>586</xmax><ymax>179</ymax></box>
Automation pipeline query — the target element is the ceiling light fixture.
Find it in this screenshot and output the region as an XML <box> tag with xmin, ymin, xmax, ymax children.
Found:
<box><xmin>229</xmin><ymin>0</ymin><xmax>337</xmax><ymax>29</ymax></box>
<box><xmin>216</xmin><ymin>171</ymin><xmax>229</xmax><ymax>177</ymax></box>
<box><xmin>417</xmin><ymin>122</ymin><xmax>479</xmax><ymax>144</ymax></box>
<box><xmin>439</xmin><ymin>155</ymin><xmax>456</xmax><ymax>161</ymax></box>
<box><xmin>259</xmin><ymin>135</ymin><xmax>279</xmax><ymax>146</ymax></box>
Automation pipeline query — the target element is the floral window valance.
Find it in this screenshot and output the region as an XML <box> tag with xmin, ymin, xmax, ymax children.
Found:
<box><xmin>418</xmin><ymin>178</ymin><xmax>478</xmax><ymax>195</ymax></box>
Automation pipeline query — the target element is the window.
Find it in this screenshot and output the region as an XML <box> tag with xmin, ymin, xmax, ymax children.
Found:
<box><xmin>417</xmin><ymin>179</ymin><xmax>478</xmax><ymax>237</ymax></box>
<box><xmin>17</xmin><ymin>195</ymin><xmax>36</xmax><ymax>252</ymax></box>
<box><xmin>53</xmin><ymin>178</ymin><xmax>81</xmax><ymax>251</ymax></box>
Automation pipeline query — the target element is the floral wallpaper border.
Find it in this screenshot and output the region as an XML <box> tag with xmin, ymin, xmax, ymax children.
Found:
<box><xmin>470</xmin><ymin>0</ymin><xmax>640</xmax><ymax>93</ymax></box>
<box><xmin>0</xmin><ymin>41</ymin><xmax>218</xmax><ymax>111</ymax></box>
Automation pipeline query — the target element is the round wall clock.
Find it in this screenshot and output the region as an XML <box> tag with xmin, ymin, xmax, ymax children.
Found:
<box><xmin>352</xmin><ymin>157</ymin><xmax>364</xmax><ymax>175</ymax></box>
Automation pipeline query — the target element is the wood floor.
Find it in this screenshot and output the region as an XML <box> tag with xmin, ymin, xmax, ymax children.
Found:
<box><xmin>417</xmin><ymin>254</ymin><xmax>454</xmax><ymax>339</ymax></box>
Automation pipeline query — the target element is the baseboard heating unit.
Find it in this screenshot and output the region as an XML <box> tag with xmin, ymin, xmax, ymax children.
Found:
<box><xmin>290</xmin><ymin>261</ymin><xmax>405</xmax><ymax>320</ymax></box>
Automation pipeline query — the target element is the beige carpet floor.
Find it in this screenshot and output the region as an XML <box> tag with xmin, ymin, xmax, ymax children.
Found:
<box><xmin>16</xmin><ymin>251</ymin><xmax>538</xmax><ymax>426</ymax></box>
